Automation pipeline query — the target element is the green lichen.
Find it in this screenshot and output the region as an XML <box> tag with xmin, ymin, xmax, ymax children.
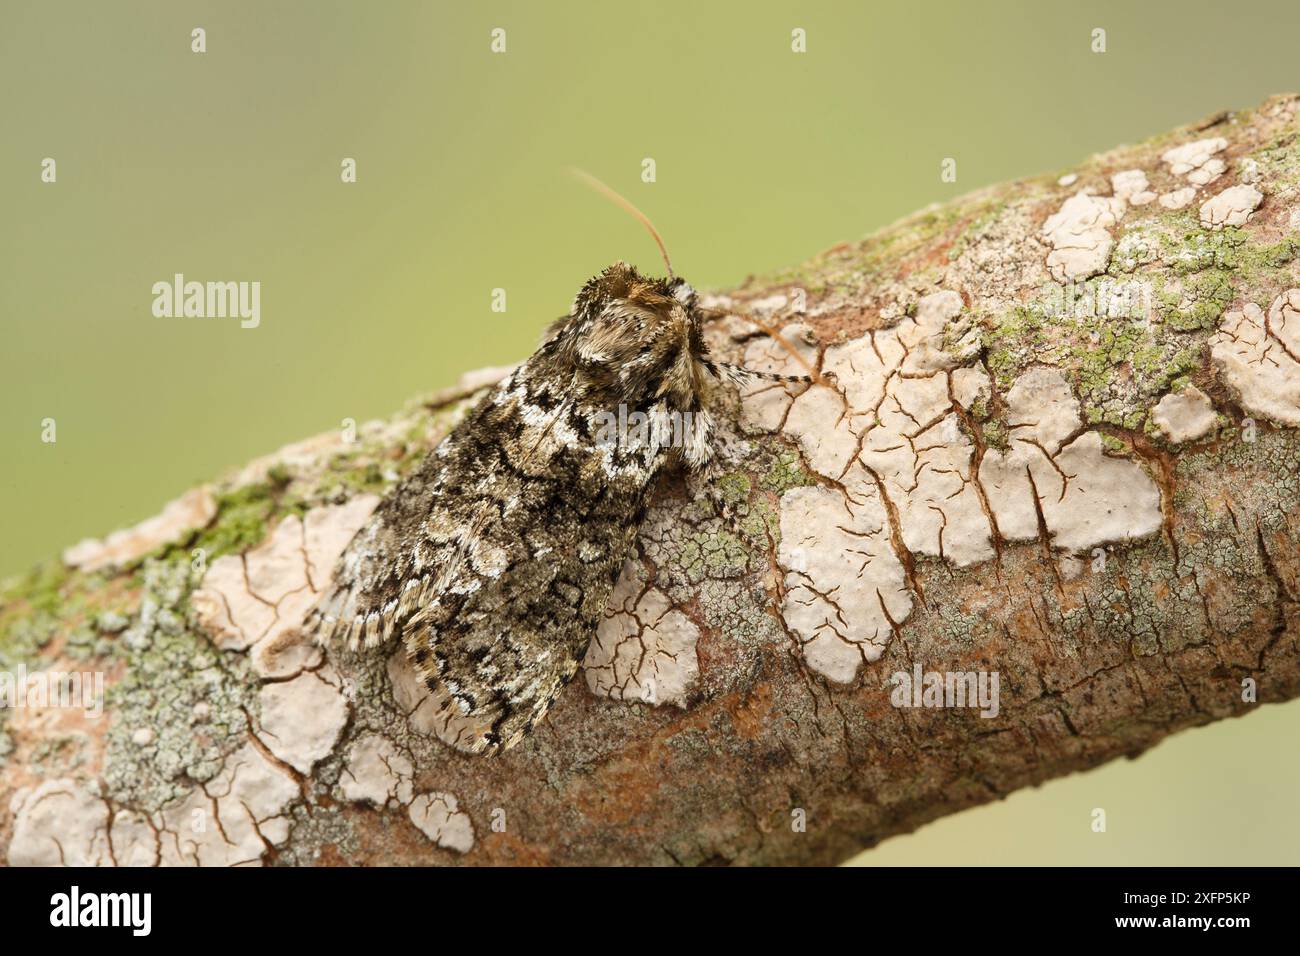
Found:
<box><xmin>739</xmin><ymin>496</ymin><xmax>780</xmax><ymax>542</ymax></box>
<box><xmin>308</xmin><ymin>408</ymin><xmax>457</xmax><ymax>508</ymax></box>
<box><xmin>0</xmin><ymin>612</ymin><xmax>56</xmax><ymax>674</ymax></box>
<box><xmin>978</xmin><ymin>268</ymin><xmax>1219</xmax><ymax>430</ymax></box>
<box><xmin>1151</xmin><ymin>219</ymin><xmax>1297</xmax><ymax>327</ymax></box>
<box><xmin>0</xmin><ymin>562</ymin><xmax>113</xmax><ymax>671</ymax></box>
<box><xmin>759</xmin><ymin>450</ymin><xmax>814</xmax><ymax>494</ymax></box>
<box><xmin>317</xmin><ymin>457</ymin><xmax>389</xmax><ymax>499</ymax></box>
<box><xmin>1245</xmin><ymin>129</ymin><xmax>1300</xmax><ymax>191</ymax></box>
<box><xmin>1161</xmin><ymin>222</ymin><xmax>1246</xmax><ymax>275</ymax></box>
<box><xmin>102</xmin><ymin>556</ymin><xmax>257</xmax><ymax>811</ymax></box>
<box><xmin>715</xmin><ymin>471</ymin><xmax>752</xmax><ymax>507</ymax></box>
<box><xmin>1</xmin><ymin>559</ymin><xmax>70</xmax><ymax>616</ymax></box>
<box><xmin>170</xmin><ymin>411</ymin><xmax>450</xmax><ymax>569</ymax></box>
<box><xmin>1100</xmin><ymin>432</ymin><xmax>1128</xmax><ymax>454</ymax></box>
<box><xmin>0</xmin><ymin>559</ymin><xmax>129</xmax><ymax>770</ymax></box>
<box><xmin>1159</xmin><ymin>269</ymin><xmax>1235</xmax><ymax>332</ymax></box>
<box><xmin>982</xmin><ymin>306</ymin><xmax>1046</xmax><ymax>391</ymax></box>
<box><xmin>187</xmin><ymin>481</ymin><xmax>280</xmax><ymax>560</ymax></box>
<box><xmin>946</xmin><ymin>202</ymin><xmax>1009</xmax><ymax>262</ymax></box>
<box><xmin>981</xmin><ymin>418</ymin><xmax>1009</xmax><ymax>452</ymax></box>
<box><xmin>677</xmin><ymin>529</ymin><xmax>751</xmax><ymax>582</ymax></box>
<box><xmin>968</xmin><ymin>165</ymin><xmax>1300</xmax><ymax>431</ymax></box>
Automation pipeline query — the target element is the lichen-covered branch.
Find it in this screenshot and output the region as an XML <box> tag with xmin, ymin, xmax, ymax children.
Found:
<box><xmin>3</xmin><ymin>96</ymin><xmax>1300</xmax><ymax>866</ymax></box>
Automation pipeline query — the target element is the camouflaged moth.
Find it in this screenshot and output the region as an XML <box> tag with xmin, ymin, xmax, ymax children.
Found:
<box><xmin>309</xmin><ymin>174</ymin><xmax>813</xmax><ymax>754</ymax></box>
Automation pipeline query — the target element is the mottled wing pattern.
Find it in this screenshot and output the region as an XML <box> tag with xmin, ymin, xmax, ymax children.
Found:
<box><xmin>309</xmin><ymin>351</ymin><xmax>665</xmax><ymax>754</ymax></box>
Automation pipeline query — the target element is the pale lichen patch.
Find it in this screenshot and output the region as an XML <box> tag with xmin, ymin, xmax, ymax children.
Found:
<box><xmin>407</xmin><ymin>791</ymin><xmax>474</xmax><ymax>854</ymax></box>
<box><xmin>8</xmin><ymin>739</ymin><xmax>301</xmax><ymax>867</ymax></box>
<box><xmin>783</xmin><ymin>385</ymin><xmax>858</xmax><ymax>478</ymax></box>
<box><xmin>741</xmin><ymin>298</ymin><xmax>1167</xmax><ymax>678</ymax></box>
<box><xmin>109</xmin><ymin>810</ymin><xmax>158</xmax><ymax>867</ymax></box>
<box><xmin>951</xmin><ymin>365</ymin><xmax>992</xmax><ymax>410</ymax></box>
<box><xmin>739</xmin><ymin>323</ymin><xmax>820</xmax><ymax>435</ymax></box>
<box><xmin>148</xmin><ymin>743</ymin><xmax>299</xmax><ymax>866</ymax></box>
<box><xmin>339</xmin><ymin>732</ymin><xmax>414</xmax><ymax>807</ymax></box>
<box><xmin>1159</xmin><ymin>187</ymin><xmax>1198</xmax><ymax>210</ymax></box>
<box><xmin>7</xmin><ymin>778</ymin><xmax>111</xmax><ymax>865</ymax></box>
<box><xmin>1162</xmin><ymin>137</ymin><xmax>1228</xmax><ymax>186</ymax></box>
<box><xmin>1045</xmin><ymin>432</ymin><xmax>1165</xmax><ymax>552</ymax></box>
<box><xmin>178</xmin><ymin>743</ymin><xmax>298</xmax><ymax>864</ymax></box>
<box><xmin>191</xmin><ymin>496</ymin><xmax>378</xmax><ymax>678</ymax></box>
<box><xmin>899</xmin><ymin>289</ymin><xmax>970</xmax><ymax>372</ymax></box>
<box><xmin>1210</xmin><ymin>290</ymin><xmax>1300</xmax><ymax>426</ymax></box>
<box><xmin>256</xmin><ymin>669</ymin><xmax>349</xmax><ymax>775</ymax></box>
<box><xmin>777</xmin><ymin>484</ymin><xmax>910</xmax><ymax>683</ymax></box>
<box><xmin>1003</xmin><ymin>366</ymin><xmax>1083</xmax><ymax>454</ymax></box>
<box><xmin>387</xmin><ymin>649</ymin><xmax>442</xmax><ymax>738</ymax></box>
<box><xmin>1041</xmin><ymin>191</ymin><xmax>1126</xmax><ymax>282</ymax></box>
<box><xmin>1200</xmin><ymin>184</ymin><xmax>1264</xmax><ymax>229</ymax></box>
<box><xmin>1152</xmin><ymin>385</ymin><xmax>1218</xmax><ymax>443</ymax></box>
<box><xmin>583</xmin><ymin>561</ymin><xmax>700</xmax><ymax>706</ymax></box>
<box><xmin>1111</xmin><ymin>169</ymin><xmax>1156</xmax><ymax>207</ymax></box>
<box><xmin>979</xmin><ymin>367</ymin><xmax>1163</xmax><ymax>552</ymax></box>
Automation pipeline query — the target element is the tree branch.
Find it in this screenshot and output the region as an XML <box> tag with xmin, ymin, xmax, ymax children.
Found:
<box><xmin>3</xmin><ymin>95</ymin><xmax>1299</xmax><ymax>866</ymax></box>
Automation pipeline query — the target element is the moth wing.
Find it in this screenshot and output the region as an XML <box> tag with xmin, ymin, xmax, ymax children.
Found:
<box><xmin>309</xmin><ymin>363</ymin><xmax>558</xmax><ymax>646</ymax></box>
<box><xmin>310</xmin><ymin>360</ymin><xmax>657</xmax><ymax>754</ymax></box>
<box><xmin>405</xmin><ymin>364</ymin><xmax>662</xmax><ymax>754</ymax></box>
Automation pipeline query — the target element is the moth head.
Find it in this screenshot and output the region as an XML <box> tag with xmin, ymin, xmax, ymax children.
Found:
<box><xmin>569</xmin><ymin>171</ymin><xmax>821</xmax><ymax>392</ymax></box>
<box><xmin>571</xmin><ymin>261</ymin><xmax>693</xmax><ymax>315</ymax></box>
<box><xmin>559</xmin><ymin>262</ymin><xmax>713</xmax><ymax>411</ymax></box>
<box><xmin>562</xmin><ymin>171</ymin><xmax>814</xmax><ymax>406</ymax></box>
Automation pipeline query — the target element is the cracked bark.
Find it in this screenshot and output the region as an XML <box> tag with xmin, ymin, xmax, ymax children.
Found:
<box><xmin>3</xmin><ymin>96</ymin><xmax>1300</xmax><ymax>866</ymax></box>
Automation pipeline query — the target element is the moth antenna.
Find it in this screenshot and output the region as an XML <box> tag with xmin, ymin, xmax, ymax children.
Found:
<box><xmin>570</xmin><ymin>169</ymin><xmax>821</xmax><ymax>385</ymax></box>
<box><xmin>570</xmin><ymin>168</ymin><xmax>674</xmax><ymax>280</ymax></box>
<box><xmin>701</xmin><ymin>306</ymin><xmax>827</xmax><ymax>387</ymax></box>
<box><xmin>716</xmin><ymin>362</ymin><xmax>813</xmax><ymax>388</ymax></box>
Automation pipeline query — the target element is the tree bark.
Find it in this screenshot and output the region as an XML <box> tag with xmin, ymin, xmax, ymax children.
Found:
<box><xmin>3</xmin><ymin>95</ymin><xmax>1300</xmax><ymax>867</ymax></box>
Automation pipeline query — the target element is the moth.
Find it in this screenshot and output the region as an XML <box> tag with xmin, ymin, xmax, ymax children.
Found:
<box><xmin>308</xmin><ymin>174</ymin><xmax>813</xmax><ymax>755</ymax></box>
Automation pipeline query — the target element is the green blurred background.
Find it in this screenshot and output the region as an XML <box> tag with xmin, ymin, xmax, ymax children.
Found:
<box><xmin>2</xmin><ymin>0</ymin><xmax>1296</xmax><ymax>863</ymax></box>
